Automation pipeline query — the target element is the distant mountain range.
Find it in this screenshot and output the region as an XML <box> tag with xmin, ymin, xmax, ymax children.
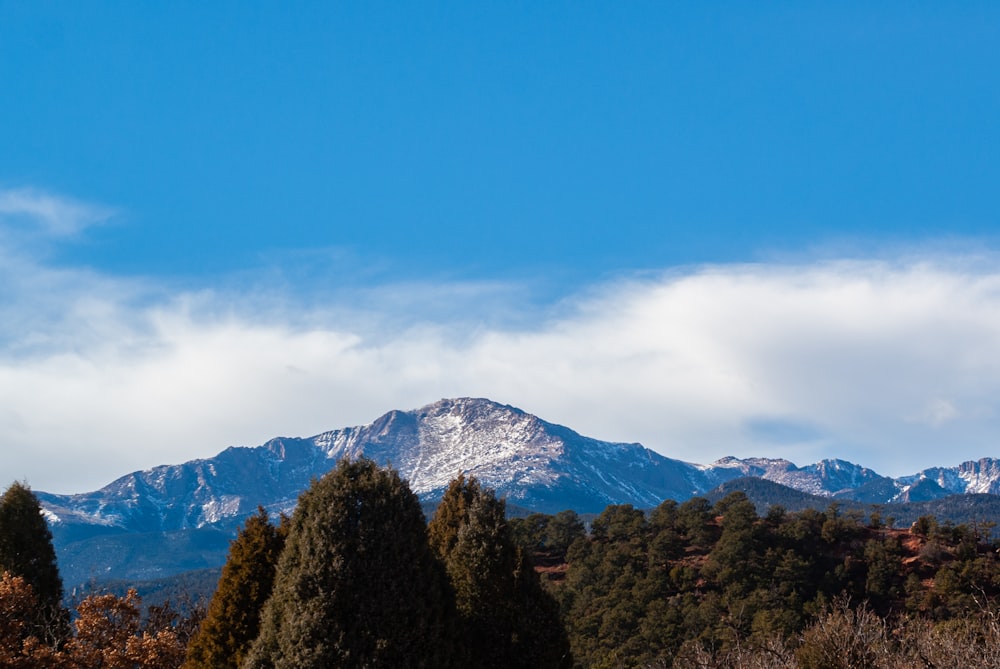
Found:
<box><xmin>34</xmin><ymin>397</ymin><xmax>1000</xmax><ymax>588</ymax></box>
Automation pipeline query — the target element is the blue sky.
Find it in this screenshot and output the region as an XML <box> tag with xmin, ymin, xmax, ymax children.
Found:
<box><xmin>2</xmin><ymin>3</ymin><xmax>1000</xmax><ymax>493</ymax></box>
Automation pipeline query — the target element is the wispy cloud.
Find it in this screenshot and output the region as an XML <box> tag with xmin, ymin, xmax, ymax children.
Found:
<box><xmin>0</xmin><ymin>188</ymin><xmax>116</xmax><ymax>238</ymax></box>
<box><xmin>3</xmin><ymin>195</ymin><xmax>1000</xmax><ymax>493</ymax></box>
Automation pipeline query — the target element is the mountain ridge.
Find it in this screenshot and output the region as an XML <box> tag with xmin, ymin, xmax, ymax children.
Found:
<box><xmin>31</xmin><ymin>397</ymin><xmax>1000</xmax><ymax>587</ymax></box>
<box><xmin>38</xmin><ymin>398</ymin><xmax>1000</xmax><ymax>530</ymax></box>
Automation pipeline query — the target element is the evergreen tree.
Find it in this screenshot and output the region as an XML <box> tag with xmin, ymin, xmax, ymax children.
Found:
<box><xmin>508</xmin><ymin>512</ymin><xmax>549</xmax><ymax>552</ymax></box>
<box><xmin>546</xmin><ymin>509</ymin><xmax>586</xmax><ymax>554</ymax></box>
<box><xmin>509</xmin><ymin>509</ymin><xmax>586</xmax><ymax>558</ymax></box>
<box><xmin>560</xmin><ymin>503</ymin><xmax>654</xmax><ymax>666</ymax></box>
<box><xmin>510</xmin><ymin>545</ymin><xmax>574</xmax><ymax>668</ymax></box>
<box><xmin>183</xmin><ymin>507</ymin><xmax>287</xmax><ymax>669</ymax></box>
<box><xmin>0</xmin><ymin>481</ymin><xmax>68</xmax><ymax>644</ymax></box>
<box><xmin>427</xmin><ymin>473</ymin><xmax>482</xmax><ymax>558</ymax></box>
<box><xmin>444</xmin><ymin>491</ymin><xmax>517</xmax><ymax>666</ymax></box>
<box><xmin>676</xmin><ymin>496</ymin><xmax>718</xmax><ymax>549</ymax></box>
<box><xmin>243</xmin><ymin>458</ymin><xmax>457</xmax><ymax>669</ymax></box>
<box><xmin>429</xmin><ymin>475</ymin><xmax>572</xmax><ymax>669</ymax></box>
<box><xmin>704</xmin><ymin>492</ymin><xmax>761</xmax><ymax>593</ymax></box>
<box><xmin>648</xmin><ymin>499</ymin><xmax>683</xmax><ymax>567</ymax></box>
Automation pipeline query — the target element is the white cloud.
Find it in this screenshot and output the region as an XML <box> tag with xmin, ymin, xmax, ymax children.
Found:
<box><xmin>0</xmin><ymin>188</ymin><xmax>115</xmax><ymax>238</ymax></box>
<box><xmin>4</xmin><ymin>201</ymin><xmax>1000</xmax><ymax>492</ymax></box>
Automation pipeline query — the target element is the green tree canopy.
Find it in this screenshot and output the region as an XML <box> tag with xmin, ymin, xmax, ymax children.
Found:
<box><xmin>429</xmin><ymin>475</ymin><xmax>572</xmax><ymax>669</ymax></box>
<box><xmin>243</xmin><ymin>458</ymin><xmax>457</xmax><ymax>669</ymax></box>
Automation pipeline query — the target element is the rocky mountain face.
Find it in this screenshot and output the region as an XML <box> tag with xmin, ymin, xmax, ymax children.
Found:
<box><xmin>39</xmin><ymin>398</ymin><xmax>724</xmax><ymax>535</ymax></box>
<box><xmin>33</xmin><ymin>397</ymin><xmax>1000</xmax><ymax>587</ymax></box>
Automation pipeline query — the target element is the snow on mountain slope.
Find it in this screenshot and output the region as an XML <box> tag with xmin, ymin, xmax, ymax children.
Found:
<box><xmin>892</xmin><ymin>458</ymin><xmax>1000</xmax><ymax>501</ymax></box>
<box><xmin>312</xmin><ymin>398</ymin><xmax>732</xmax><ymax>510</ymax></box>
<box><xmin>34</xmin><ymin>398</ymin><xmax>1000</xmax><ymax>588</ymax></box>
<box><xmin>36</xmin><ymin>398</ymin><xmax>1000</xmax><ymax>536</ymax></box>
<box><xmin>697</xmin><ymin>456</ymin><xmax>888</xmax><ymax>497</ymax></box>
<box><xmin>38</xmin><ymin>398</ymin><xmax>730</xmax><ymax>530</ymax></box>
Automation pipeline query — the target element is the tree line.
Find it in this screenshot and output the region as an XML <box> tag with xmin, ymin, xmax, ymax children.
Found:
<box><xmin>511</xmin><ymin>493</ymin><xmax>1000</xmax><ymax>668</ymax></box>
<box><xmin>0</xmin><ymin>462</ymin><xmax>571</xmax><ymax>668</ymax></box>
<box><xmin>6</xmin><ymin>466</ymin><xmax>1000</xmax><ymax>667</ymax></box>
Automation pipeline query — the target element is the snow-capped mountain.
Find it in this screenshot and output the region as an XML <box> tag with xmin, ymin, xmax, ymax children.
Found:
<box><xmin>38</xmin><ymin>398</ymin><xmax>1000</xmax><ymax>534</ymax></box>
<box><xmin>702</xmin><ymin>456</ymin><xmax>888</xmax><ymax>497</ymax></box>
<box><xmin>33</xmin><ymin>397</ymin><xmax>1000</xmax><ymax>586</ymax></box>
<box><xmin>893</xmin><ymin>458</ymin><xmax>1000</xmax><ymax>501</ymax></box>
<box><xmin>38</xmin><ymin>398</ymin><xmax>730</xmax><ymax>534</ymax></box>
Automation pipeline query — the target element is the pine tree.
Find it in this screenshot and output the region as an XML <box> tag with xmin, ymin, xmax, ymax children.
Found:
<box><xmin>427</xmin><ymin>473</ymin><xmax>481</xmax><ymax>558</ymax></box>
<box><xmin>0</xmin><ymin>481</ymin><xmax>68</xmax><ymax>644</ymax></box>
<box><xmin>243</xmin><ymin>458</ymin><xmax>458</xmax><ymax>669</ymax></box>
<box><xmin>183</xmin><ymin>507</ymin><xmax>287</xmax><ymax>669</ymax></box>
<box><xmin>445</xmin><ymin>492</ymin><xmax>516</xmax><ymax>664</ymax></box>
<box><xmin>429</xmin><ymin>475</ymin><xmax>573</xmax><ymax>669</ymax></box>
<box><xmin>510</xmin><ymin>540</ymin><xmax>574</xmax><ymax>667</ymax></box>
<box><xmin>546</xmin><ymin>509</ymin><xmax>586</xmax><ymax>554</ymax></box>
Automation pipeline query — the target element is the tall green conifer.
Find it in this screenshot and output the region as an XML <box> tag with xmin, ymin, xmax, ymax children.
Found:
<box><xmin>427</xmin><ymin>473</ymin><xmax>481</xmax><ymax>558</ymax></box>
<box><xmin>0</xmin><ymin>481</ymin><xmax>68</xmax><ymax>644</ymax></box>
<box><xmin>243</xmin><ymin>458</ymin><xmax>457</xmax><ymax>669</ymax></box>
<box><xmin>429</xmin><ymin>475</ymin><xmax>572</xmax><ymax>669</ymax></box>
<box><xmin>183</xmin><ymin>507</ymin><xmax>287</xmax><ymax>669</ymax></box>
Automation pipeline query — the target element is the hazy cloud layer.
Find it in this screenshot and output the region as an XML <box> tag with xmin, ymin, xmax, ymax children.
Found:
<box><xmin>3</xmin><ymin>192</ymin><xmax>1000</xmax><ymax>493</ymax></box>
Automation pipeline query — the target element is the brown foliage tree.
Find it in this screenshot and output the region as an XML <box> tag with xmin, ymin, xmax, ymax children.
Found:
<box><xmin>0</xmin><ymin>572</ymin><xmax>65</xmax><ymax>668</ymax></box>
<box><xmin>64</xmin><ymin>588</ymin><xmax>187</xmax><ymax>669</ymax></box>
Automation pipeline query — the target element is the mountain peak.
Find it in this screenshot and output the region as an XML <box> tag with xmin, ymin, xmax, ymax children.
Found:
<box><xmin>37</xmin><ymin>396</ymin><xmax>1000</xmax><ymax>534</ymax></box>
<box><xmin>33</xmin><ymin>397</ymin><xmax>1000</xmax><ymax>588</ymax></box>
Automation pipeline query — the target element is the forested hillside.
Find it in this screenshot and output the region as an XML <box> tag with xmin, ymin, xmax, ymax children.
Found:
<box><xmin>514</xmin><ymin>494</ymin><xmax>1000</xmax><ymax>668</ymax></box>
